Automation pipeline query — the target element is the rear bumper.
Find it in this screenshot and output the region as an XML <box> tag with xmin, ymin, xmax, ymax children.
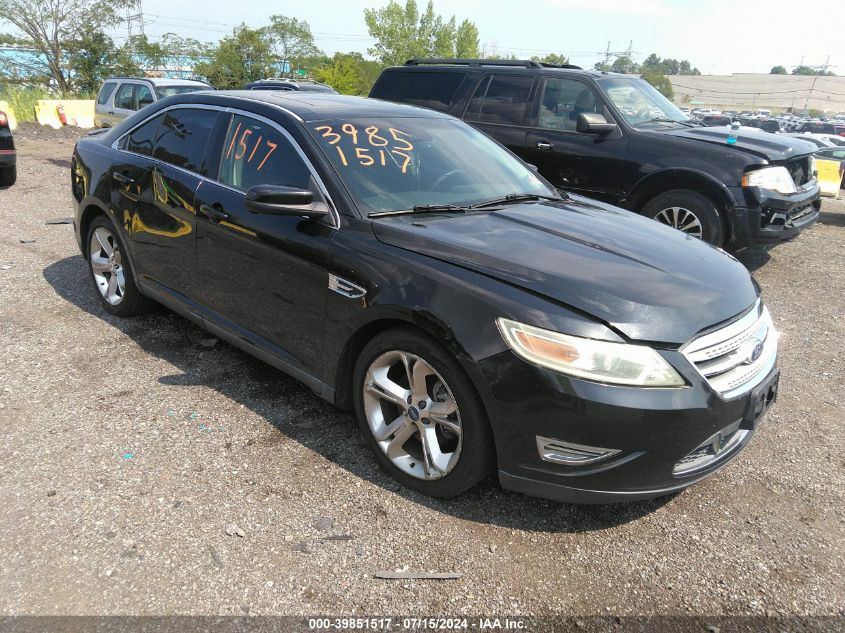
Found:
<box><xmin>0</xmin><ymin>149</ymin><xmax>15</xmax><ymax>167</ymax></box>
<box><xmin>728</xmin><ymin>183</ymin><xmax>820</xmax><ymax>248</ymax></box>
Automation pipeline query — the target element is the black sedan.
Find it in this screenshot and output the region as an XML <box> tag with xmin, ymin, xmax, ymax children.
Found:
<box><xmin>0</xmin><ymin>109</ymin><xmax>15</xmax><ymax>186</ymax></box>
<box><xmin>70</xmin><ymin>91</ymin><xmax>779</xmax><ymax>503</ymax></box>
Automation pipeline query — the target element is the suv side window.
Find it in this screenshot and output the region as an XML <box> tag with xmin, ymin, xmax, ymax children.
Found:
<box><xmin>477</xmin><ymin>75</ymin><xmax>533</xmax><ymax>126</ymax></box>
<box><xmin>123</xmin><ymin>113</ymin><xmax>165</xmax><ymax>156</ymax></box>
<box><xmin>463</xmin><ymin>76</ymin><xmax>491</xmax><ymax>122</ymax></box>
<box><xmin>97</xmin><ymin>82</ymin><xmax>117</xmax><ymax>106</ymax></box>
<box><xmin>218</xmin><ymin>114</ymin><xmax>312</xmax><ymax>192</ymax></box>
<box><xmin>114</xmin><ymin>83</ymin><xmax>136</xmax><ymax>110</ymax></box>
<box><xmin>538</xmin><ymin>78</ymin><xmax>596</xmax><ymax>132</ymax></box>
<box><xmin>370</xmin><ymin>70</ymin><xmax>465</xmax><ymax>112</ymax></box>
<box><xmin>137</xmin><ymin>84</ymin><xmax>154</xmax><ymax>109</ymax></box>
<box><xmin>152</xmin><ymin>109</ymin><xmax>219</xmax><ymax>174</ymax></box>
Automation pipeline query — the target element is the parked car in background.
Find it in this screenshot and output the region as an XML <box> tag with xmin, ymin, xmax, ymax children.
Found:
<box><xmin>371</xmin><ymin>58</ymin><xmax>821</xmax><ymax>249</ymax></box>
<box><xmin>70</xmin><ymin>90</ymin><xmax>780</xmax><ymax>503</ymax></box>
<box><xmin>244</xmin><ymin>79</ymin><xmax>338</xmax><ymax>93</ymax></box>
<box><xmin>0</xmin><ymin>109</ymin><xmax>15</xmax><ymax>186</ymax></box>
<box><xmin>811</xmin><ymin>133</ymin><xmax>845</xmax><ymax>147</ymax></box>
<box><xmin>783</xmin><ymin>133</ymin><xmax>836</xmax><ymax>149</ymax></box>
<box><xmin>700</xmin><ymin>114</ymin><xmax>733</xmax><ymax>126</ymax></box>
<box><xmin>94</xmin><ymin>77</ymin><xmax>212</xmax><ymax>128</ymax></box>
<box><xmin>796</xmin><ymin>121</ymin><xmax>844</xmax><ymax>135</ymax></box>
<box><xmin>813</xmin><ymin>146</ymin><xmax>845</xmax><ymax>190</ymax></box>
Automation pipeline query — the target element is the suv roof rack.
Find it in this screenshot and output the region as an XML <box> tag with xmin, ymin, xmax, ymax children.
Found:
<box><xmin>403</xmin><ymin>58</ymin><xmax>581</xmax><ymax>70</ymax></box>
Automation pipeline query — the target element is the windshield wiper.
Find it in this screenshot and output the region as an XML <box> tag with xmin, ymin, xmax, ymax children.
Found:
<box><xmin>368</xmin><ymin>204</ymin><xmax>470</xmax><ymax>219</ymax></box>
<box><xmin>638</xmin><ymin>117</ymin><xmax>697</xmax><ymax>128</ymax></box>
<box><xmin>470</xmin><ymin>192</ymin><xmax>562</xmax><ymax>209</ymax></box>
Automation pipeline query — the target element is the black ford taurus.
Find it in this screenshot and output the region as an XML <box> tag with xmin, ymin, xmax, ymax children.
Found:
<box><xmin>71</xmin><ymin>92</ymin><xmax>779</xmax><ymax>503</ymax></box>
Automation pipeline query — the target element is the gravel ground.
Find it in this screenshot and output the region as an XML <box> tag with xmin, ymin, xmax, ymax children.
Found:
<box><xmin>0</xmin><ymin>125</ymin><xmax>843</xmax><ymax>619</ymax></box>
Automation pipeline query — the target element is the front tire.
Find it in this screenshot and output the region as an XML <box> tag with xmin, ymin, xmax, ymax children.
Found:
<box><xmin>86</xmin><ymin>215</ymin><xmax>152</xmax><ymax>317</ymax></box>
<box><xmin>0</xmin><ymin>166</ymin><xmax>15</xmax><ymax>187</ymax></box>
<box><xmin>352</xmin><ymin>328</ymin><xmax>496</xmax><ymax>498</ymax></box>
<box><xmin>641</xmin><ymin>189</ymin><xmax>725</xmax><ymax>246</ymax></box>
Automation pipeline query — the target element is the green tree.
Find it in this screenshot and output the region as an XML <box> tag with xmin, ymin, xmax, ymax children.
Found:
<box><xmin>313</xmin><ymin>52</ymin><xmax>383</xmax><ymax>95</ymax></box>
<box><xmin>364</xmin><ymin>0</ymin><xmax>478</xmax><ymax>66</ymax></box>
<box><xmin>454</xmin><ymin>19</ymin><xmax>479</xmax><ymax>58</ymax></box>
<box><xmin>531</xmin><ymin>53</ymin><xmax>569</xmax><ymax>66</ymax></box>
<box><xmin>0</xmin><ymin>0</ymin><xmax>131</xmax><ymax>94</ymax></box>
<box><xmin>266</xmin><ymin>16</ymin><xmax>322</xmax><ymax>76</ymax></box>
<box><xmin>770</xmin><ymin>65</ymin><xmax>787</xmax><ymax>74</ymax></box>
<box><xmin>194</xmin><ymin>25</ymin><xmax>275</xmax><ymax>89</ymax></box>
<box><xmin>641</xmin><ymin>70</ymin><xmax>673</xmax><ymax>99</ymax></box>
<box><xmin>610</xmin><ymin>56</ymin><xmax>638</xmax><ymax>74</ymax></box>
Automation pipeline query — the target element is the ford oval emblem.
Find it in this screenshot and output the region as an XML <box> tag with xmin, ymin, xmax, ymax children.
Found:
<box><xmin>749</xmin><ymin>341</ymin><xmax>764</xmax><ymax>363</ymax></box>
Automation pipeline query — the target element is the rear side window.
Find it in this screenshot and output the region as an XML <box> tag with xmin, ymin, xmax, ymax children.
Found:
<box><xmin>477</xmin><ymin>76</ymin><xmax>533</xmax><ymax>126</ymax></box>
<box><xmin>124</xmin><ymin>114</ymin><xmax>164</xmax><ymax>156</ymax></box>
<box><xmin>463</xmin><ymin>76</ymin><xmax>490</xmax><ymax>122</ymax></box>
<box><xmin>370</xmin><ymin>70</ymin><xmax>464</xmax><ymax>112</ymax></box>
<box><xmin>137</xmin><ymin>85</ymin><xmax>154</xmax><ymax>108</ymax></box>
<box><xmin>97</xmin><ymin>82</ymin><xmax>116</xmax><ymax>106</ymax></box>
<box><xmin>152</xmin><ymin>109</ymin><xmax>219</xmax><ymax>173</ymax></box>
<box><xmin>218</xmin><ymin>114</ymin><xmax>311</xmax><ymax>192</ymax></box>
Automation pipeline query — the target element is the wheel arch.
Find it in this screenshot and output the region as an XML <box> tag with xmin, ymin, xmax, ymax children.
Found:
<box><xmin>629</xmin><ymin>169</ymin><xmax>735</xmax><ymax>215</ymax></box>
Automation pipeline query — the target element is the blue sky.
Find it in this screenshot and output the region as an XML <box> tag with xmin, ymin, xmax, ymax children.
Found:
<box><xmin>122</xmin><ymin>0</ymin><xmax>839</xmax><ymax>75</ymax></box>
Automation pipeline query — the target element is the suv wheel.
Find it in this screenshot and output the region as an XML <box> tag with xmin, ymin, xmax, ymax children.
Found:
<box><xmin>86</xmin><ymin>215</ymin><xmax>152</xmax><ymax>317</ymax></box>
<box><xmin>642</xmin><ymin>189</ymin><xmax>724</xmax><ymax>246</ymax></box>
<box><xmin>352</xmin><ymin>328</ymin><xmax>495</xmax><ymax>498</ymax></box>
<box><xmin>0</xmin><ymin>166</ymin><xmax>15</xmax><ymax>187</ymax></box>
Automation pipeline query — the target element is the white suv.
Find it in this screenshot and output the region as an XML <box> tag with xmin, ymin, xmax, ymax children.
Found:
<box><xmin>94</xmin><ymin>77</ymin><xmax>212</xmax><ymax>128</ymax></box>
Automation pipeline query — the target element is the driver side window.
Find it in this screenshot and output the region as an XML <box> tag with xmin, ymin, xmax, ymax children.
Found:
<box><xmin>538</xmin><ymin>79</ymin><xmax>599</xmax><ymax>132</ymax></box>
<box><xmin>218</xmin><ymin>115</ymin><xmax>312</xmax><ymax>192</ymax></box>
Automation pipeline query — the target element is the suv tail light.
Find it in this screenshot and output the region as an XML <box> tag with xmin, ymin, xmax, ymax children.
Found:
<box><xmin>0</xmin><ymin>111</ymin><xmax>8</xmax><ymax>127</ymax></box>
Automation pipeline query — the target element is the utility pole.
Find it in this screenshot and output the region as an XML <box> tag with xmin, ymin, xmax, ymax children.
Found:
<box><xmin>126</xmin><ymin>0</ymin><xmax>145</xmax><ymax>43</ymax></box>
<box><xmin>603</xmin><ymin>41</ymin><xmax>611</xmax><ymax>69</ymax></box>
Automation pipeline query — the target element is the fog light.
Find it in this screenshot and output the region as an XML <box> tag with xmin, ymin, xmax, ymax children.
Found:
<box><xmin>536</xmin><ymin>436</ymin><xmax>621</xmax><ymax>466</ymax></box>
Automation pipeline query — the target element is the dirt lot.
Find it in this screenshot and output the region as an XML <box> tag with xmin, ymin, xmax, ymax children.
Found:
<box><xmin>1</xmin><ymin>125</ymin><xmax>844</xmax><ymax>619</ymax></box>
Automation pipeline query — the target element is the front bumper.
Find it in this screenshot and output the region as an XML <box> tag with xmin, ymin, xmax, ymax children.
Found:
<box><xmin>728</xmin><ymin>182</ymin><xmax>820</xmax><ymax>248</ymax></box>
<box><xmin>478</xmin><ymin>350</ymin><xmax>778</xmax><ymax>504</ymax></box>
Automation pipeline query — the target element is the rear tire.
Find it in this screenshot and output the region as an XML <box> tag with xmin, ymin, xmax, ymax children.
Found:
<box><xmin>352</xmin><ymin>327</ymin><xmax>496</xmax><ymax>498</ymax></box>
<box><xmin>642</xmin><ymin>189</ymin><xmax>725</xmax><ymax>246</ymax></box>
<box><xmin>0</xmin><ymin>166</ymin><xmax>15</xmax><ymax>187</ymax></box>
<box><xmin>86</xmin><ymin>215</ymin><xmax>152</xmax><ymax>317</ymax></box>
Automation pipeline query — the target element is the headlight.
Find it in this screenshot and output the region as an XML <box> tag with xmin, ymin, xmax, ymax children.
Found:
<box><xmin>497</xmin><ymin>318</ymin><xmax>685</xmax><ymax>387</ymax></box>
<box><xmin>742</xmin><ymin>166</ymin><xmax>797</xmax><ymax>194</ymax></box>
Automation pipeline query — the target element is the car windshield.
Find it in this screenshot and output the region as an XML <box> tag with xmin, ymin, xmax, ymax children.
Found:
<box><xmin>307</xmin><ymin>117</ymin><xmax>557</xmax><ymax>214</ymax></box>
<box><xmin>154</xmin><ymin>85</ymin><xmax>208</xmax><ymax>98</ymax></box>
<box><xmin>597</xmin><ymin>76</ymin><xmax>688</xmax><ymax>126</ymax></box>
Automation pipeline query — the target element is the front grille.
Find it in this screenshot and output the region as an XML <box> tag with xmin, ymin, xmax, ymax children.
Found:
<box><xmin>786</xmin><ymin>156</ymin><xmax>811</xmax><ymax>187</ymax></box>
<box><xmin>681</xmin><ymin>300</ymin><xmax>777</xmax><ymax>399</ymax></box>
<box><xmin>674</xmin><ymin>421</ymin><xmax>749</xmax><ymax>476</ymax></box>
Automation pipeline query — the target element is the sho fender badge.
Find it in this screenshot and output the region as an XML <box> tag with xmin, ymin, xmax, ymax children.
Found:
<box><xmin>328</xmin><ymin>274</ymin><xmax>366</xmax><ymax>299</ymax></box>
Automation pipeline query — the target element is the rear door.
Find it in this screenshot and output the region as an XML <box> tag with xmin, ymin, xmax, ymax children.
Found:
<box><xmin>115</xmin><ymin>107</ymin><xmax>219</xmax><ymax>299</ymax></box>
<box><xmin>195</xmin><ymin>112</ymin><xmax>337</xmax><ymax>377</ymax></box>
<box><xmin>95</xmin><ymin>81</ymin><xmax>118</xmax><ymax>127</ymax></box>
<box><xmin>113</xmin><ymin>82</ymin><xmax>156</xmax><ymax>123</ymax></box>
<box><xmin>463</xmin><ymin>74</ymin><xmax>534</xmax><ymax>156</ymax></box>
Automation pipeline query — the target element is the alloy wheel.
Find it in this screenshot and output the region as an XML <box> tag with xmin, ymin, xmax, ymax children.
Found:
<box><xmin>654</xmin><ymin>206</ymin><xmax>704</xmax><ymax>238</ymax></box>
<box><xmin>362</xmin><ymin>350</ymin><xmax>462</xmax><ymax>480</ymax></box>
<box><xmin>89</xmin><ymin>227</ymin><xmax>126</xmax><ymax>305</ymax></box>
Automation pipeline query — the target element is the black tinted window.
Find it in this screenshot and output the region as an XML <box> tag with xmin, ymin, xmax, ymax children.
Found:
<box><xmin>463</xmin><ymin>76</ymin><xmax>490</xmax><ymax>122</ymax></box>
<box><xmin>97</xmin><ymin>82</ymin><xmax>116</xmax><ymax>106</ymax></box>
<box><xmin>371</xmin><ymin>70</ymin><xmax>464</xmax><ymax>112</ymax></box>
<box><xmin>478</xmin><ymin>76</ymin><xmax>533</xmax><ymax>126</ymax></box>
<box><xmin>137</xmin><ymin>84</ymin><xmax>154</xmax><ymax>108</ymax></box>
<box><xmin>152</xmin><ymin>109</ymin><xmax>218</xmax><ymax>173</ymax></box>
<box><xmin>219</xmin><ymin>114</ymin><xmax>311</xmax><ymax>191</ymax></box>
<box><xmin>126</xmin><ymin>114</ymin><xmax>164</xmax><ymax>156</ymax></box>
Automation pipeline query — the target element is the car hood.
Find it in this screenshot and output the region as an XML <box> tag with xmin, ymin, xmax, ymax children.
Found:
<box><xmin>659</xmin><ymin>126</ymin><xmax>817</xmax><ymax>160</ymax></box>
<box><xmin>371</xmin><ymin>197</ymin><xmax>758</xmax><ymax>345</ymax></box>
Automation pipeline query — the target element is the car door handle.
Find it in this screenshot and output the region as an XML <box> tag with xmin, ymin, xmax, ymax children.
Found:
<box><xmin>112</xmin><ymin>171</ymin><xmax>134</xmax><ymax>186</ymax></box>
<box><xmin>107</xmin><ymin>111</ymin><xmax>114</xmax><ymax>115</ymax></box>
<box><xmin>199</xmin><ymin>203</ymin><xmax>230</xmax><ymax>222</ymax></box>
<box><xmin>536</xmin><ymin>140</ymin><xmax>554</xmax><ymax>151</ymax></box>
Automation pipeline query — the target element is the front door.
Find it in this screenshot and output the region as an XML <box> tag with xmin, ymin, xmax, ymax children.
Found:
<box><xmin>523</xmin><ymin>77</ymin><xmax>629</xmax><ymax>203</ymax></box>
<box><xmin>195</xmin><ymin>113</ymin><xmax>336</xmax><ymax>377</ymax></box>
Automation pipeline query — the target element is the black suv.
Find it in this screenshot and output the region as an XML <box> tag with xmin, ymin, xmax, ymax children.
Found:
<box><xmin>371</xmin><ymin>59</ymin><xmax>821</xmax><ymax>248</ymax></box>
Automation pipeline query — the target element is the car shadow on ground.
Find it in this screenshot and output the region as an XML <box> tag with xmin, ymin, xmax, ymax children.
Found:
<box><xmin>734</xmin><ymin>245</ymin><xmax>772</xmax><ymax>271</ymax></box>
<box><xmin>44</xmin><ymin>255</ymin><xmax>675</xmax><ymax>533</ymax></box>
<box><xmin>819</xmin><ymin>207</ymin><xmax>845</xmax><ymax>227</ymax></box>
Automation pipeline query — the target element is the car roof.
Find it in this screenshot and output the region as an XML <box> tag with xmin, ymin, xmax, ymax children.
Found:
<box><xmin>384</xmin><ymin>61</ymin><xmax>608</xmax><ymax>79</ymax></box>
<box><xmin>192</xmin><ymin>90</ymin><xmax>454</xmax><ymax>122</ymax></box>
